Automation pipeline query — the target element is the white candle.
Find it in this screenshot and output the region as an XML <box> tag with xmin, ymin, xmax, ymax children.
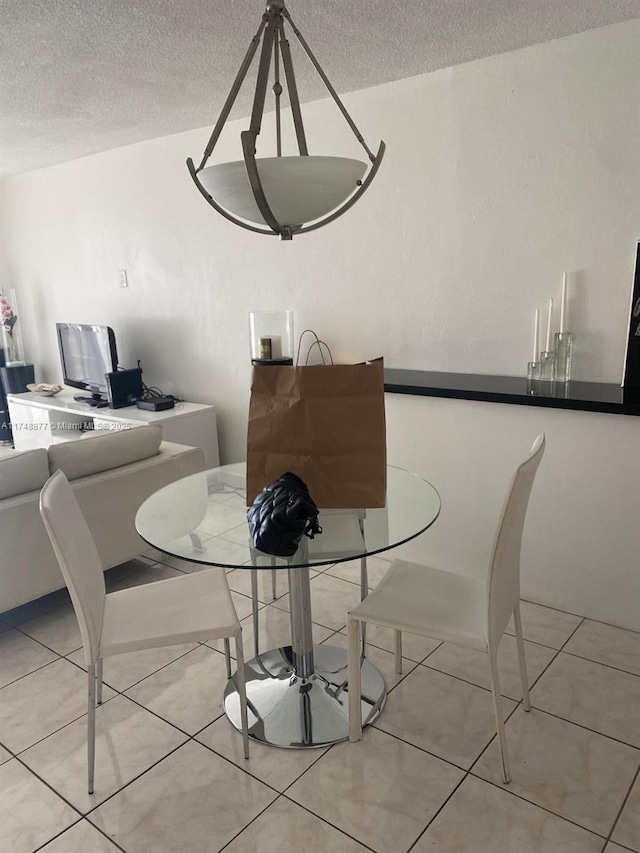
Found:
<box><xmin>532</xmin><ymin>308</ymin><xmax>540</xmax><ymax>362</ymax></box>
<box><xmin>545</xmin><ymin>298</ymin><xmax>554</xmax><ymax>352</ymax></box>
<box><xmin>268</xmin><ymin>334</ymin><xmax>282</xmax><ymax>359</ymax></box>
<box><xmin>560</xmin><ymin>271</ymin><xmax>567</xmax><ymax>333</ymax></box>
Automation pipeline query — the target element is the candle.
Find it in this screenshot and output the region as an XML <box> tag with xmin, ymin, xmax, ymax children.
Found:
<box><xmin>532</xmin><ymin>308</ymin><xmax>540</xmax><ymax>362</ymax></box>
<box><xmin>546</xmin><ymin>298</ymin><xmax>554</xmax><ymax>352</ymax></box>
<box><xmin>560</xmin><ymin>271</ymin><xmax>567</xmax><ymax>333</ymax></box>
<box><xmin>258</xmin><ymin>335</ymin><xmax>282</xmax><ymax>360</ymax></box>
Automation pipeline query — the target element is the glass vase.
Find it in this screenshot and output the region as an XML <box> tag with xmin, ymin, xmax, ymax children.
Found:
<box><xmin>0</xmin><ymin>288</ymin><xmax>25</xmax><ymax>366</ymax></box>
<box><xmin>554</xmin><ymin>332</ymin><xmax>573</xmax><ymax>383</ymax></box>
<box><xmin>539</xmin><ymin>350</ymin><xmax>556</xmax><ymax>383</ymax></box>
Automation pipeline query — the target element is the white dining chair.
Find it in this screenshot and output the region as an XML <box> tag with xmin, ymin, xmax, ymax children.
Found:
<box><xmin>39</xmin><ymin>469</ymin><xmax>249</xmax><ymax>795</ymax></box>
<box><xmin>347</xmin><ymin>434</ymin><xmax>546</xmax><ymax>784</ymax></box>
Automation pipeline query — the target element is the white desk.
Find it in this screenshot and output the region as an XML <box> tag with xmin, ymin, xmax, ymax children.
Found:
<box><xmin>7</xmin><ymin>389</ymin><xmax>220</xmax><ymax>467</ymax></box>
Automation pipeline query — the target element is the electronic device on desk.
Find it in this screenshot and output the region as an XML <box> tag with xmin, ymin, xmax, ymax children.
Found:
<box><xmin>106</xmin><ymin>368</ymin><xmax>144</xmax><ymax>409</ymax></box>
<box><xmin>136</xmin><ymin>379</ymin><xmax>178</xmax><ymax>412</ymax></box>
<box><xmin>57</xmin><ymin>323</ymin><xmax>118</xmax><ymax>408</ymax></box>
<box><xmin>137</xmin><ymin>396</ymin><xmax>175</xmax><ymax>412</ymax></box>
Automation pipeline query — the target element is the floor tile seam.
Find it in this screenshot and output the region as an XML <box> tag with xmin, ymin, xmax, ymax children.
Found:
<box><xmin>276</xmin><ymin>791</ymin><xmax>380</xmax><ymax>853</ymax></box>
<box><xmin>188</xmin><ymin>731</ymin><xmax>308</xmax><ymax>798</ymax></box>
<box><xmin>80</xmin><ymin>738</ymin><xmax>191</xmax><ymax>819</ymax></box>
<box><xmin>118</xmin><ymin>688</ymin><xmax>225</xmax><ymax>741</ymax></box>
<box><xmin>519</xmin><ymin>597</ymin><xmax>591</xmax><ymax>622</ymax></box>
<box><xmin>557</xmin><ymin>648</ymin><xmax>640</xmax><ymax>680</ymax></box>
<box><xmin>603</xmin><ymin>841</ymin><xmax>640</xmax><ymax>853</ymax></box>
<box><xmin>32</xmin><ymin>816</ymin><xmax>129</xmax><ymax>853</ymax></box>
<box><xmin>214</xmin><ymin>792</ymin><xmax>286</xmax><ymax>853</ymax></box>
<box><xmin>0</xmin><ymin>652</ymin><xmax>65</xmax><ymax>692</ymax></box>
<box><xmin>94</xmin><ymin>641</ymin><xmax>222</xmax><ymax>694</ymax></box>
<box><xmin>464</xmin><ymin>766</ymin><xmax>611</xmax><ymax>840</ymax></box>
<box><xmin>9</xmin><ymin>665</ymin><xmax>191</xmax><ymax>763</ymax></box>
<box><xmin>564</xmin><ymin>611</ymin><xmax>640</xmax><ymax>638</ymax></box>
<box><xmin>10</xmin><ymin>618</ymin><xmax>77</xmax><ymax>651</ymax></box>
<box><xmin>513</xmin><ymin>702</ymin><xmax>640</xmax><ymax>753</ymax></box>
<box><xmin>405</xmin><ymin>768</ymin><xmax>470</xmax><ymax>853</ymax></box>
<box><xmin>427</xmin><ymin>640</ymin><xmax>563</xmax><ymax>705</ymax></box>
<box><xmin>368</xmin><ymin>722</ymin><xmax>478</xmax><ymax>774</ymax></box>
<box><xmin>9</xmin><ymin>750</ymin><xmax>86</xmax><ymax>820</ymax></box>
<box><xmin>604</xmin><ymin>762</ymin><xmax>640</xmax><ymax>850</ymax></box>
<box><xmin>415</xmin><ymin>657</ymin><xmax>531</xmax><ymax>704</ymax></box>
<box><xmin>30</xmin><ymin>817</ymin><xmax>84</xmax><ymax>853</ymax></box>
<box><xmin>10</xmin><ymin>692</ymin><xmax>121</xmax><ymax>759</ymax></box>
<box><xmin>557</xmin><ymin>616</ymin><xmax>587</xmax><ymax>651</ymax></box>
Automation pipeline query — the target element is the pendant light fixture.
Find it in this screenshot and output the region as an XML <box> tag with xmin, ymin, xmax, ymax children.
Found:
<box><xmin>187</xmin><ymin>0</ymin><xmax>385</xmax><ymax>240</ymax></box>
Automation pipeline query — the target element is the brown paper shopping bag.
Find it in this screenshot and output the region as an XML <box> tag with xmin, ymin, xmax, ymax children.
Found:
<box><xmin>246</xmin><ymin>343</ymin><xmax>386</xmax><ymax>509</ymax></box>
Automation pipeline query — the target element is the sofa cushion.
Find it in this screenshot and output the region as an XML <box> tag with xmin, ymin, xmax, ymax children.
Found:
<box><xmin>48</xmin><ymin>425</ymin><xmax>163</xmax><ymax>480</ymax></box>
<box><xmin>0</xmin><ymin>448</ymin><xmax>50</xmax><ymax>500</ymax></box>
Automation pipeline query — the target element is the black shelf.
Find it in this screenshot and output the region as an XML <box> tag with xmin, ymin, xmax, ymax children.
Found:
<box><xmin>384</xmin><ymin>369</ymin><xmax>640</xmax><ymax>417</ymax></box>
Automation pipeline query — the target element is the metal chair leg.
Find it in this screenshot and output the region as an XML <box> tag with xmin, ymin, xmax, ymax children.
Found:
<box><xmin>224</xmin><ymin>637</ymin><xmax>232</xmax><ymax>679</ymax></box>
<box><xmin>513</xmin><ymin>604</ymin><xmax>531</xmax><ymax>711</ymax></box>
<box><xmin>96</xmin><ymin>658</ymin><xmax>103</xmax><ymax>705</ymax></box>
<box><xmin>347</xmin><ymin>616</ymin><xmax>363</xmax><ymax>742</ymax></box>
<box><xmin>489</xmin><ymin>650</ymin><xmax>510</xmax><ymax>784</ymax></box>
<box><xmin>250</xmin><ymin>559</ymin><xmax>260</xmax><ymax>659</ymax></box>
<box><xmin>87</xmin><ymin>664</ymin><xmax>96</xmax><ymax>795</ymax></box>
<box><xmin>360</xmin><ymin>555</ymin><xmax>368</xmax><ymax>657</ymax></box>
<box><xmin>394</xmin><ymin>630</ymin><xmax>403</xmax><ymax>674</ymax></box>
<box><xmin>234</xmin><ymin>631</ymin><xmax>250</xmax><ymax>759</ymax></box>
<box><xmin>271</xmin><ymin>556</ymin><xmax>277</xmax><ymax>600</ymax></box>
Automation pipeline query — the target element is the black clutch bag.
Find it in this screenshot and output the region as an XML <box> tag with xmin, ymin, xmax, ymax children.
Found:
<box><xmin>247</xmin><ymin>472</ymin><xmax>322</xmax><ymax>557</ymax></box>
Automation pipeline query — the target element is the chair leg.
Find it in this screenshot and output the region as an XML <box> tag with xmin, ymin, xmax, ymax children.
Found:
<box><xmin>513</xmin><ymin>604</ymin><xmax>531</xmax><ymax>711</ymax></box>
<box><xmin>87</xmin><ymin>664</ymin><xmax>96</xmax><ymax>795</ymax></box>
<box><xmin>271</xmin><ymin>556</ymin><xmax>277</xmax><ymax>600</ymax></box>
<box><xmin>360</xmin><ymin>556</ymin><xmax>368</xmax><ymax>657</ymax></box>
<box><xmin>347</xmin><ymin>616</ymin><xmax>363</xmax><ymax>742</ymax></box>
<box><xmin>250</xmin><ymin>566</ymin><xmax>260</xmax><ymax>659</ymax></box>
<box><xmin>223</xmin><ymin>638</ymin><xmax>232</xmax><ymax>679</ymax></box>
<box><xmin>489</xmin><ymin>651</ymin><xmax>510</xmax><ymax>784</ymax></box>
<box><xmin>394</xmin><ymin>630</ymin><xmax>403</xmax><ymax>675</ymax></box>
<box><xmin>234</xmin><ymin>632</ymin><xmax>250</xmax><ymax>759</ymax></box>
<box><xmin>95</xmin><ymin>658</ymin><xmax>104</xmax><ymax>706</ymax></box>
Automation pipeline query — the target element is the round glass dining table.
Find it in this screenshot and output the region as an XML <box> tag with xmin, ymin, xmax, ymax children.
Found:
<box><xmin>136</xmin><ymin>463</ymin><xmax>440</xmax><ymax>748</ymax></box>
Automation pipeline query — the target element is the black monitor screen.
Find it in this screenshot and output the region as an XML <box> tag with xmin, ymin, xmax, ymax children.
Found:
<box><xmin>56</xmin><ymin>323</ymin><xmax>118</xmax><ymax>395</ymax></box>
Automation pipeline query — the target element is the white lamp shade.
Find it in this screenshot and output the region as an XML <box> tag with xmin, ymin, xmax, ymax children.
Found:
<box><xmin>198</xmin><ymin>155</ymin><xmax>367</xmax><ymax>227</ymax></box>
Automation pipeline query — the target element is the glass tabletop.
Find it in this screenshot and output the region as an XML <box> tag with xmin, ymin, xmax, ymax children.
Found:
<box><xmin>135</xmin><ymin>463</ymin><xmax>441</xmax><ymax>570</ymax></box>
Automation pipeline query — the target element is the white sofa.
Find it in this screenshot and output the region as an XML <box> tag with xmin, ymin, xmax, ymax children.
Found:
<box><xmin>0</xmin><ymin>425</ymin><xmax>205</xmax><ymax>612</ymax></box>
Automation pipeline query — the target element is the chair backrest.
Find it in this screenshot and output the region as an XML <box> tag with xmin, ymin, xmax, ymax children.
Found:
<box><xmin>39</xmin><ymin>470</ymin><xmax>106</xmax><ymax>665</ymax></box>
<box><xmin>486</xmin><ymin>434</ymin><xmax>546</xmax><ymax>650</ymax></box>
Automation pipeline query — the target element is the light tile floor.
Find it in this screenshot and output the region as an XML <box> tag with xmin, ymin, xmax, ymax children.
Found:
<box><xmin>0</xmin><ymin>555</ymin><xmax>639</xmax><ymax>853</ymax></box>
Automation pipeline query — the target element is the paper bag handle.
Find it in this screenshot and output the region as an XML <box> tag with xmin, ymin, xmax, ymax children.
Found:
<box><xmin>296</xmin><ymin>329</ymin><xmax>334</xmax><ymax>366</ymax></box>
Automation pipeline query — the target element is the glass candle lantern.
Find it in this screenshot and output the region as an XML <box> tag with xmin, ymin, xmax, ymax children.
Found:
<box><xmin>249</xmin><ymin>311</ymin><xmax>294</xmax><ymax>365</ymax></box>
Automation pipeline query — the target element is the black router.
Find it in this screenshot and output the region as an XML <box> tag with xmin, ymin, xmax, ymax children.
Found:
<box><xmin>136</xmin><ymin>396</ymin><xmax>175</xmax><ymax>412</ymax></box>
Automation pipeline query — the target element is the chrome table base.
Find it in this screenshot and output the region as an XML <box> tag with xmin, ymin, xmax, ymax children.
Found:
<box><xmin>224</xmin><ymin>644</ymin><xmax>386</xmax><ymax>747</ymax></box>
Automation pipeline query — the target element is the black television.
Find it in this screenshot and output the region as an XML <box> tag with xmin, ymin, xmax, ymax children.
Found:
<box><xmin>56</xmin><ymin>323</ymin><xmax>118</xmax><ymax>406</ymax></box>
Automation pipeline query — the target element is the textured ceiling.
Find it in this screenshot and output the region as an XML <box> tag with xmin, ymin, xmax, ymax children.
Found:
<box><xmin>1</xmin><ymin>0</ymin><xmax>639</xmax><ymax>178</ymax></box>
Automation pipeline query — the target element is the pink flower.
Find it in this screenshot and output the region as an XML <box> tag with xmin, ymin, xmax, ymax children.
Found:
<box><xmin>0</xmin><ymin>297</ymin><xmax>13</xmax><ymax>322</ymax></box>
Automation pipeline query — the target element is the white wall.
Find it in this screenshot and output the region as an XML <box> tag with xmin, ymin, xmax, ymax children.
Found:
<box><xmin>1</xmin><ymin>20</ymin><xmax>639</xmax><ymax>628</ymax></box>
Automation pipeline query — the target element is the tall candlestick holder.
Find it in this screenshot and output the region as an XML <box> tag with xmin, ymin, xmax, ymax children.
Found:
<box><xmin>527</xmin><ymin>360</ymin><xmax>541</xmax><ymax>395</ymax></box>
<box><xmin>539</xmin><ymin>350</ymin><xmax>556</xmax><ymax>383</ymax></box>
<box><xmin>554</xmin><ymin>331</ymin><xmax>573</xmax><ymax>383</ymax></box>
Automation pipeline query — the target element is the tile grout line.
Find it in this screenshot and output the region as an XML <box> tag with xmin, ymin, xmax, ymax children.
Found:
<box><xmin>601</xmin><ymin>761</ymin><xmax>640</xmax><ymax>850</ymax></box>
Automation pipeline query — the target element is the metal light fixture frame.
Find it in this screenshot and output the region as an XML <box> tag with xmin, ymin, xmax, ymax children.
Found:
<box><xmin>187</xmin><ymin>0</ymin><xmax>386</xmax><ymax>240</ymax></box>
